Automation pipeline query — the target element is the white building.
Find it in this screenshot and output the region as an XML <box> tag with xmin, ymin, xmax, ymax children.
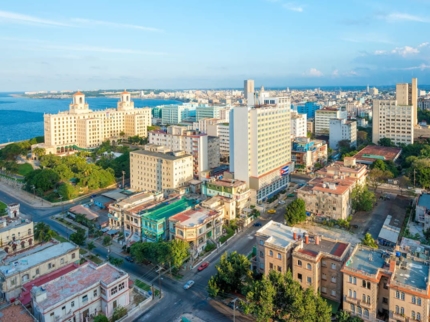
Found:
<box><xmin>230</xmin><ymin>95</ymin><xmax>292</xmax><ymax>203</ymax></box>
<box><xmin>161</xmin><ymin>105</ymin><xmax>190</xmax><ymax>125</ymax></box>
<box><xmin>329</xmin><ymin>119</ymin><xmax>357</xmax><ymax>149</ymax></box>
<box><xmin>196</xmin><ymin>105</ymin><xmax>226</xmax><ymax>121</ymax></box>
<box><xmin>218</xmin><ymin>123</ymin><xmax>230</xmax><ymax>157</ymax></box>
<box><xmin>315</xmin><ymin>108</ymin><xmax>347</xmax><ymax>136</ymax></box>
<box><xmin>290</xmin><ymin>111</ymin><xmax>307</xmax><ymax>139</ymax></box>
<box><xmin>31</xmin><ymin>262</ymin><xmax>129</xmax><ymax>322</ymax></box>
<box><xmin>244</xmin><ymin>79</ymin><xmax>255</xmax><ymax>106</ymax></box>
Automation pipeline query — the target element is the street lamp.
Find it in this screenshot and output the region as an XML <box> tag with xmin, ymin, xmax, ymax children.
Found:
<box><xmin>122</xmin><ymin>171</ymin><xmax>125</xmax><ymax>190</ymax></box>
<box><xmin>32</xmin><ymin>185</ymin><xmax>36</xmax><ymax>198</ymax></box>
<box><xmin>232</xmin><ymin>298</ymin><xmax>239</xmax><ymax>322</ymax></box>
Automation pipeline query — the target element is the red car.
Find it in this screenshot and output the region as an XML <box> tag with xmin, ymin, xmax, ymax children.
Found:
<box><xmin>197</xmin><ymin>262</ymin><xmax>209</xmax><ymax>271</ymax></box>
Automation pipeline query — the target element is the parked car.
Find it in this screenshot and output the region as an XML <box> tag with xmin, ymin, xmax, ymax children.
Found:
<box><xmin>253</xmin><ymin>222</ymin><xmax>262</xmax><ymax>227</ymax></box>
<box><xmin>267</xmin><ymin>209</ymin><xmax>276</xmax><ymax>214</ymax></box>
<box><xmin>183</xmin><ymin>280</ymin><xmax>195</xmax><ymax>289</ymax></box>
<box><xmin>279</xmin><ymin>200</ymin><xmax>286</xmax><ymax>204</ymax></box>
<box><xmin>351</xmin><ymin>224</ymin><xmax>359</xmax><ymax>229</ymax></box>
<box><xmin>197</xmin><ymin>262</ymin><xmax>209</xmax><ymax>271</ymax></box>
<box><xmin>125</xmin><ymin>256</ymin><xmax>134</xmax><ymax>262</ymax></box>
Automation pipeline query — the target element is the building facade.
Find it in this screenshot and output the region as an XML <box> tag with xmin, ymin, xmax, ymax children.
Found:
<box><xmin>161</xmin><ymin>105</ymin><xmax>191</xmax><ymax>125</ymax></box>
<box><xmin>42</xmin><ymin>91</ymin><xmax>151</xmax><ymax>153</ymax></box>
<box><xmin>329</xmin><ymin>119</ymin><xmax>357</xmax><ymax>149</ymax></box>
<box><xmin>291</xmin><ymin>111</ymin><xmax>307</xmax><ymax>139</ymax></box>
<box><xmin>130</xmin><ymin>145</ymin><xmax>193</xmax><ymax>192</ymax></box>
<box><xmin>230</xmin><ymin>97</ymin><xmax>292</xmax><ymax>203</ymax></box>
<box><xmin>196</xmin><ymin>105</ymin><xmax>226</xmax><ymax>121</ymax></box>
<box><xmin>396</xmin><ymin>78</ymin><xmax>418</xmax><ymax>125</ymax></box>
<box><xmin>315</xmin><ymin>157</ymin><xmax>368</xmax><ymax>186</ymax></box>
<box><xmin>295</xmin><ymin>102</ymin><xmax>321</xmax><ymax>118</ymax></box>
<box><xmin>315</xmin><ymin>107</ymin><xmax>347</xmax><ymax>136</ymax></box>
<box><xmin>291</xmin><ymin>138</ymin><xmax>328</xmax><ymax>173</ymax></box>
<box><xmin>31</xmin><ymin>262</ymin><xmax>129</xmax><ymax>322</ymax></box>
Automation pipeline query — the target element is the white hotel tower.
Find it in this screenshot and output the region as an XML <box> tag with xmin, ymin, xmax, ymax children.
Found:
<box><xmin>41</xmin><ymin>91</ymin><xmax>151</xmax><ymax>153</ymax></box>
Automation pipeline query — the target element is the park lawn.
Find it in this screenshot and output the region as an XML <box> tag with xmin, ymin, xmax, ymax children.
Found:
<box><xmin>135</xmin><ymin>279</ymin><xmax>160</xmax><ymax>296</ymax></box>
<box><xmin>0</xmin><ymin>201</ymin><xmax>7</xmax><ymax>216</ymax></box>
<box><xmin>17</xmin><ymin>163</ymin><xmax>33</xmax><ymax>176</ymax></box>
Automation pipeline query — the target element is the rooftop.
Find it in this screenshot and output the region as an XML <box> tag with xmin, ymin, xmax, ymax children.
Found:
<box><xmin>256</xmin><ymin>221</ymin><xmax>306</xmax><ymax>249</ymax></box>
<box><xmin>33</xmin><ymin>262</ymin><xmax>127</xmax><ymax>310</ymax></box>
<box><xmin>169</xmin><ymin>208</ymin><xmax>219</xmax><ymax>227</ymax></box>
<box><xmin>418</xmin><ymin>194</ymin><xmax>430</xmax><ymax>210</ymax></box>
<box><xmin>345</xmin><ymin>247</ymin><xmax>387</xmax><ymax>276</ymax></box>
<box><xmin>0</xmin><ymin>304</ymin><xmax>36</xmax><ymax>322</ymax></box>
<box><xmin>0</xmin><ymin>217</ymin><xmax>32</xmax><ymax>234</ymax></box>
<box><xmin>141</xmin><ymin>197</ymin><xmax>198</xmax><ymax>222</ymax></box>
<box><xmin>101</xmin><ymin>190</ymin><xmax>129</xmax><ymax>201</ymax></box>
<box><xmin>2</xmin><ymin>241</ymin><xmax>57</xmax><ymax>263</ymax></box>
<box><xmin>131</xmin><ymin>148</ymin><xmax>191</xmax><ymax>161</ymax></box>
<box><xmin>392</xmin><ymin>257</ymin><xmax>429</xmax><ymax>290</ymax></box>
<box><xmin>0</xmin><ymin>242</ymin><xmax>76</xmax><ymax>277</ymax></box>
<box><xmin>297</xmin><ymin>236</ymin><xmax>349</xmax><ymax>259</ymax></box>
<box><xmin>299</xmin><ymin>177</ymin><xmax>356</xmax><ymax>195</ymax></box>
<box><xmin>353</xmin><ymin>145</ymin><xmax>402</xmax><ymax>164</ymax></box>
<box><xmin>205</xmin><ymin>178</ymin><xmax>246</xmax><ymax>188</ymax></box>
<box><xmin>69</xmin><ymin>205</ymin><xmax>98</xmax><ymax>220</ymax></box>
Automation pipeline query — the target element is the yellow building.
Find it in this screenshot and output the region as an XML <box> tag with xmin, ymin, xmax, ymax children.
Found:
<box><xmin>42</xmin><ymin>91</ymin><xmax>151</xmax><ymax>153</ymax></box>
<box><xmin>130</xmin><ymin>144</ymin><xmax>193</xmax><ymax>192</ymax></box>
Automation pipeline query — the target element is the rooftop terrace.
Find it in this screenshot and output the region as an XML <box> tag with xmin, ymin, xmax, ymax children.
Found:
<box><xmin>392</xmin><ymin>257</ymin><xmax>429</xmax><ymax>290</ymax></box>
<box><xmin>0</xmin><ymin>304</ymin><xmax>36</xmax><ymax>322</ymax></box>
<box><xmin>141</xmin><ymin>197</ymin><xmax>198</xmax><ymax>222</ymax></box>
<box><xmin>298</xmin><ymin>237</ymin><xmax>349</xmax><ymax>259</ymax></box>
<box><xmin>345</xmin><ymin>247</ymin><xmax>387</xmax><ymax>276</ymax></box>
<box><xmin>170</xmin><ymin>208</ymin><xmax>219</xmax><ymax>228</ymax></box>
<box><xmin>256</xmin><ymin>221</ymin><xmax>306</xmax><ymax>249</ymax></box>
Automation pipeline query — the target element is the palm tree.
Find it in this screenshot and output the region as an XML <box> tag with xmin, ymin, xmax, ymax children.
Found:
<box><xmin>34</xmin><ymin>222</ymin><xmax>55</xmax><ymax>242</ymax></box>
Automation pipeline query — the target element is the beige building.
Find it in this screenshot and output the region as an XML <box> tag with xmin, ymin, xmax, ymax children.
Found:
<box><xmin>169</xmin><ymin>208</ymin><xmax>223</xmax><ymax>254</ymax></box>
<box><xmin>230</xmin><ymin>97</ymin><xmax>292</xmax><ymax>203</ymax></box>
<box><xmin>316</xmin><ymin>157</ymin><xmax>368</xmax><ymax>186</ymax></box>
<box><xmin>42</xmin><ymin>91</ymin><xmax>151</xmax><ymax>153</ymax></box>
<box><xmin>396</xmin><ymin>78</ymin><xmax>418</xmax><ymax>125</ymax></box>
<box><xmin>292</xmin><ymin>234</ymin><xmax>351</xmax><ymax>304</ymax></box>
<box><xmin>0</xmin><ymin>242</ymin><xmax>79</xmax><ymax>300</ymax></box>
<box><xmin>130</xmin><ymin>144</ymin><xmax>193</xmax><ymax>192</ymax></box>
<box><xmin>315</xmin><ymin>107</ymin><xmax>347</xmax><ymax>136</ymax></box>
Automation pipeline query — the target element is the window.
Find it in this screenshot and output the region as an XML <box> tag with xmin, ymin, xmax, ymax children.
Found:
<box><xmin>357</xmin><ymin>306</ymin><xmax>362</xmax><ymax>316</ymax></box>
<box><xmin>82</xmin><ymin>295</ymin><xmax>88</xmax><ymax>303</ymax></box>
<box><xmin>322</xmin><ymin>273</ymin><xmax>327</xmax><ymax>280</ymax></box>
<box><xmin>366</xmin><ymin>281</ymin><xmax>371</xmax><ymax>289</ymax></box>
<box><xmin>277</xmin><ymin>253</ymin><xmax>281</xmax><ymax>259</ymax></box>
<box><xmin>362</xmin><ymin>280</ymin><xmax>366</xmax><ymax>288</ymax></box>
<box><xmin>259</xmin><ymin>240</ymin><xmax>264</xmax><ymax>245</ymax></box>
<box><xmin>363</xmin><ymin>309</ymin><xmax>369</xmax><ymax>319</ymax></box>
<box><xmin>331</xmin><ymin>276</ymin><xmax>336</xmax><ymax>283</ymax></box>
<box><xmin>298</xmin><ymin>273</ymin><xmax>302</xmax><ymax>281</ymax></box>
<box><xmin>321</xmin><ymin>287</ymin><xmax>327</xmax><ymax>293</ymax></box>
<box><xmin>269</xmin><ymin>263</ymin><xmax>273</xmax><ymax>270</ymax></box>
<box><xmin>298</xmin><ymin>260</ymin><xmax>302</xmax><ymax>267</ymax></box>
<box><xmin>401</xmin><ymin>292</ymin><xmax>405</xmax><ymax>301</ymax></box>
<box><xmin>307</xmin><ymin>277</ymin><xmax>312</xmax><ymax>284</ymax></box>
<box><xmin>72</xmin><ymin>253</ymin><xmax>76</xmax><ymax>259</ymax></box>
<box><xmin>48</xmin><ymin>263</ymin><xmax>52</xmax><ymax>269</ymax></box>
<box><xmin>412</xmin><ymin>311</ymin><xmax>416</xmax><ymax>320</ymax></box>
<box><xmin>350</xmin><ymin>304</ymin><xmax>355</xmax><ymax>313</ymax></box>
<box><xmin>307</xmin><ymin>263</ymin><xmax>312</xmax><ymax>270</ymax></box>
<box><xmin>331</xmin><ymin>290</ymin><xmax>336</xmax><ymax>296</ymax></box>
<box><xmin>382</xmin><ymin>297</ymin><xmax>388</xmax><ymax>304</ymax></box>
<box><xmin>60</xmin><ymin>258</ymin><xmax>64</xmax><ymax>264</ymax></box>
<box><xmin>362</xmin><ymin>294</ymin><xmax>366</xmax><ymax>302</ymax></box>
<box><xmin>71</xmin><ymin>301</ymin><xmax>75</xmax><ymax>308</ymax></box>
<box><xmin>367</xmin><ymin>295</ymin><xmax>370</xmax><ymax>304</ymax></box>
<box><xmin>417</xmin><ymin>297</ymin><xmax>422</xmax><ymax>306</ymax></box>
<box><xmin>22</xmin><ymin>274</ymin><xmax>29</xmax><ymax>282</ymax></box>
<box><xmin>113</xmin><ymin>300</ymin><xmax>118</xmax><ymax>309</ymax></box>
<box><xmin>400</xmin><ymin>307</ymin><xmax>404</xmax><ymax>315</ymax></box>
<box><xmin>260</xmin><ymin>251</ymin><xmax>263</xmax><ymax>258</ymax></box>
<box><xmin>93</xmin><ymin>289</ymin><xmax>98</xmax><ymax>297</ymax></box>
<box><xmin>111</xmin><ymin>286</ymin><xmax>118</xmax><ymax>295</ymax></box>
<box><xmin>417</xmin><ymin>313</ymin><xmax>421</xmax><ymax>321</ymax></box>
<box><xmin>269</xmin><ymin>250</ymin><xmax>273</xmax><ymax>257</ymax></box>
<box><xmin>101</xmin><ymin>288</ymin><xmax>106</xmax><ymax>295</ymax></box>
<box><xmin>412</xmin><ymin>296</ymin><xmax>416</xmax><ymax>304</ymax></box>
<box><xmin>36</xmin><ymin>268</ymin><xmax>39</xmax><ymax>275</ymax></box>
<box><xmin>119</xmin><ymin>282</ymin><xmax>125</xmax><ymax>291</ymax></box>
<box><xmin>396</xmin><ymin>290</ymin><xmax>400</xmax><ymax>299</ymax></box>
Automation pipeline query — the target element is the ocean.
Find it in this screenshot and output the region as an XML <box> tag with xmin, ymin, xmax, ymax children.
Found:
<box><xmin>0</xmin><ymin>93</ymin><xmax>182</xmax><ymax>144</ymax></box>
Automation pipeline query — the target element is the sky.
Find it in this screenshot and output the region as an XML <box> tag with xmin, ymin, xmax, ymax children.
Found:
<box><xmin>1</xmin><ymin>0</ymin><xmax>430</xmax><ymax>91</ymax></box>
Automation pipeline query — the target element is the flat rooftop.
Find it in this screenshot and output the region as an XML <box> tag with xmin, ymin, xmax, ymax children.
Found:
<box><xmin>206</xmin><ymin>178</ymin><xmax>246</xmax><ymax>188</ymax></box>
<box><xmin>418</xmin><ymin>194</ymin><xmax>430</xmax><ymax>210</ymax></box>
<box><xmin>102</xmin><ymin>190</ymin><xmax>129</xmax><ymax>201</ymax></box>
<box><xmin>34</xmin><ymin>262</ymin><xmax>127</xmax><ymax>310</ymax></box>
<box><xmin>256</xmin><ymin>221</ymin><xmax>306</xmax><ymax>249</ymax></box>
<box><xmin>393</xmin><ymin>257</ymin><xmax>429</xmax><ymax>290</ymax></box>
<box><xmin>0</xmin><ymin>242</ymin><xmax>76</xmax><ymax>277</ymax></box>
<box><xmin>353</xmin><ymin>145</ymin><xmax>402</xmax><ymax>164</ymax></box>
<box><xmin>141</xmin><ymin>197</ymin><xmax>198</xmax><ymax>222</ymax></box>
<box><xmin>0</xmin><ymin>304</ymin><xmax>36</xmax><ymax>322</ymax></box>
<box><xmin>170</xmin><ymin>208</ymin><xmax>219</xmax><ymax>227</ymax></box>
<box><xmin>298</xmin><ymin>237</ymin><xmax>349</xmax><ymax>258</ymax></box>
<box><xmin>299</xmin><ymin>177</ymin><xmax>356</xmax><ymax>195</ymax></box>
<box><xmin>3</xmin><ymin>241</ymin><xmax>57</xmax><ymax>263</ymax></box>
<box><xmin>345</xmin><ymin>247</ymin><xmax>387</xmax><ymax>276</ymax></box>
<box><xmin>131</xmin><ymin>149</ymin><xmax>191</xmax><ymax>161</ymax></box>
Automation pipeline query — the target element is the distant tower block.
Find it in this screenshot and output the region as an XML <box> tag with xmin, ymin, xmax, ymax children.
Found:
<box><xmin>7</xmin><ymin>203</ymin><xmax>20</xmax><ymax>218</ymax></box>
<box><xmin>117</xmin><ymin>90</ymin><xmax>135</xmax><ymax>111</ymax></box>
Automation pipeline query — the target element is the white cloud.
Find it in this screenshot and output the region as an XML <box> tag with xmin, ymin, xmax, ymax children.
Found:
<box><xmin>304</xmin><ymin>68</ymin><xmax>323</xmax><ymax>77</ymax></box>
<box><xmin>374</xmin><ymin>50</ymin><xmax>386</xmax><ymax>55</ymax></box>
<box><xmin>332</xmin><ymin>69</ymin><xmax>339</xmax><ymax>77</ymax></box>
<box><xmin>0</xmin><ymin>10</ymin><xmax>69</xmax><ymax>26</ymax></box>
<box><xmin>382</xmin><ymin>13</ymin><xmax>429</xmax><ymax>23</ymax></box>
<box><xmin>419</xmin><ymin>42</ymin><xmax>429</xmax><ymax>48</ymax></box>
<box><xmin>71</xmin><ymin>18</ymin><xmax>163</xmax><ymax>32</ymax></box>
<box><xmin>391</xmin><ymin>46</ymin><xmax>420</xmax><ymax>56</ymax></box>
<box><xmin>392</xmin><ymin>64</ymin><xmax>430</xmax><ymax>71</ymax></box>
<box><xmin>283</xmin><ymin>3</ymin><xmax>303</xmax><ymax>12</ymax></box>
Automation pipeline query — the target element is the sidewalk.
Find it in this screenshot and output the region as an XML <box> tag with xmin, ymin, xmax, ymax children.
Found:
<box><xmin>0</xmin><ymin>178</ymin><xmax>49</xmax><ymax>208</ymax></box>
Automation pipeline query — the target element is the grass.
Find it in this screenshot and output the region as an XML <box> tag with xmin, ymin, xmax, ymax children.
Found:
<box><xmin>79</xmin><ymin>248</ymin><xmax>88</xmax><ymax>255</ymax></box>
<box><xmin>87</xmin><ymin>254</ymin><xmax>103</xmax><ymax>265</ymax></box>
<box><xmin>0</xmin><ymin>201</ymin><xmax>7</xmax><ymax>216</ymax></box>
<box><xmin>135</xmin><ymin>279</ymin><xmax>160</xmax><ymax>296</ymax></box>
<box><xmin>17</xmin><ymin>163</ymin><xmax>33</xmax><ymax>176</ymax></box>
<box><xmin>54</xmin><ymin>235</ymin><xmax>68</xmax><ymax>243</ymax></box>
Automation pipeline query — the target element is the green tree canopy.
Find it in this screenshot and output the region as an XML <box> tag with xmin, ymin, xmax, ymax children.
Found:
<box><xmin>103</xmin><ymin>235</ymin><xmax>112</xmax><ymax>246</ymax></box>
<box><xmin>58</xmin><ymin>183</ymin><xmax>79</xmax><ymax>200</ymax></box>
<box><xmin>367</xmin><ymin>168</ymin><xmax>393</xmax><ymax>192</ymax></box>
<box><xmin>70</xmin><ymin>228</ymin><xmax>86</xmax><ymax>246</ymax></box>
<box><xmin>34</xmin><ymin>222</ymin><xmax>55</xmax><ymax>242</ymax></box>
<box><xmin>351</xmin><ymin>184</ymin><xmax>376</xmax><ymax>212</ymax></box>
<box><xmin>284</xmin><ymin>199</ymin><xmax>307</xmax><ymax>225</ymax></box>
<box><xmin>378</xmin><ymin>138</ymin><xmax>395</xmax><ymax>147</ymax></box>
<box><xmin>33</xmin><ymin>147</ymin><xmax>46</xmax><ymax>158</ymax></box>
<box><xmin>362</xmin><ymin>233</ymin><xmax>378</xmax><ymax>248</ymax></box>
<box><xmin>0</xmin><ymin>143</ymin><xmax>25</xmax><ymax>161</ymax></box>
<box><xmin>169</xmin><ymin>239</ymin><xmax>190</xmax><ymax>270</ymax></box>
<box><xmin>93</xmin><ymin>314</ymin><xmax>109</xmax><ymax>322</ymax></box>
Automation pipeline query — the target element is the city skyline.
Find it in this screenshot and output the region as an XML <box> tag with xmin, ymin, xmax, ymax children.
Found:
<box><xmin>1</xmin><ymin>0</ymin><xmax>430</xmax><ymax>90</ymax></box>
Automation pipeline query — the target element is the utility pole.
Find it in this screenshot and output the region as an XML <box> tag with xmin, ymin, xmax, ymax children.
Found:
<box><xmin>414</xmin><ymin>169</ymin><xmax>416</xmax><ymax>188</ymax></box>
<box><xmin>158</xmin><ymin>268</ymin><xmax>162</xmax><ymax>298</ymax></box>
<box><xmin>122</xmin><ymin>171</ymin><xmax>125</xmax><ymax>189</ymax></box>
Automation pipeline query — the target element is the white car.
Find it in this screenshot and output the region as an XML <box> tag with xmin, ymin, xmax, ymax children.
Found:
<box><xmin>279</xmin><ymin>200</ymin><xmax>286</xmax><ymax>204</ymax></box>
<box><xmin>183</xmin><ymin>280</ymin><xmax>195</xmax><ymax>289</ymax></box>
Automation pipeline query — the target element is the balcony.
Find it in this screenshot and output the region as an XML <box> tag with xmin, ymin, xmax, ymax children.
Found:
<box><xmin>344</xmin><ymin>296</ymin><xmax>360</xmax><ymax>306</ymax></box>
<box><xmin>392</xmin><ymin>313</ymin><xmax>407</xmax><ymax>321</ymax></box>
<box><xmin>108</xmin><ymin>213</ymin><xmax>120</xmax><ymax>221</ymax></box>
<box><xmin>360</xmin><ymin>300</ymin><xmax>372</xmax><ymax>309</ymax></box>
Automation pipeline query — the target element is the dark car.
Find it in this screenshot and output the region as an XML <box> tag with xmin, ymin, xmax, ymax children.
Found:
<box><xmin>351</xmin><ymin>224</ymin><xmax>359</xmax><ymax>229</ymax></box>
<box><xmin>125</xmin><ymin>256</ymin><xmax>134</xmax><ymax>262</ymax></box>
<box><xmin>197</xmin><ymin>261</ymin><xmax>209</xmax><ymax>271</ymax></box>
<box><xmin>253</xmin><ymin>222</ymin><xmax>262</xmax><ymax>227</ymax></box>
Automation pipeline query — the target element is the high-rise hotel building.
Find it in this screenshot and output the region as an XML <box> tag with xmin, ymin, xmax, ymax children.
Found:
<box><xmin>372</xmin><ymin>78</ymin><xmax>417</xmax><ymax>146</ymax></box>
<box><xmin>230</xmin><ymin>94</ymin><xmax>292</xmax><ymax>203</ymax></box>
<box><xmin>41</xmin><ymin>91</ymin><xmax>151</xmax><ymax>153</ymax></box>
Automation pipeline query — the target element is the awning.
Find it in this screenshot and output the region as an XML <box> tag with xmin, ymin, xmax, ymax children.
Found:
<box><xmin>323</xmin><ymin>298</ymin><xmax>340</xmax><ymax>314</ymax></box>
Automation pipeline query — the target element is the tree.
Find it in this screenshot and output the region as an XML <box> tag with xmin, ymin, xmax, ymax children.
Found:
<box><xmin>378</xmin><ymin>138</ymin><xmax>394</xmax><ymax>147</ymax></box>
<box><xmin>207</xmin><ymin>276</ymin><xmax>221</xmax><ymax>297</ymax></box>
<box><xmin>109</xmin><ymin>257</ymin><xmax>124</xmax><ymax>267</ymax></box>
<box><xmin>34</xmin><ymin>222</ymin><xmax>55</xmax><ymax>242</ymax></box>
<box><xmin>93</xmin><ymin>314</ymin><xmax>109</xmax><ymax>322</ymax></box>
<box><xmin>245</xmin><ymin>276</ymin><xmax>276</xmax><ymax>322</ymax></box>
<box><xmin>58</xmin><ymin>183</ymin><xmax>79</xmax><ymax>200</ymax></box>
<box><xmin>410</xmin><ymin>158</ymin><xmax>430</xmax><ymax>189</ymax></box>
<box><xmin>284</xmin><ymin>199</ymin><xmax>307</xmax><ymax>225</ymax></box>
<box><xmin>338</xmin><ymin>139</ymin><xmax>351</xmax><ymax>149</ymax></box>
<box><xmin>351</xmin><ymin>184</ymin><xmax>376</xmax><ymax>212</ymax></box>
<box><xmin>367</xmin><ymin>168</ymin><xmax>393</xmax><ymax>192</ymax></box>
<box><xmin>103</xmin><ymin>235</ymin><xmax>112</xmax><ymax>246</ymax></box>
<box><xmin>169</xmin><ymin>239</ymin><xmax>189</xmax><ymax>270</ymax></box>
<box><xmin>87</xmin><ymin>241</ymin><xmax>96</xmax><ymax>251</ymax></box>
<box><xmin>0</xmin><ymin>143</ymin><xmax>24</xmax><ymax>161</ymax></box>
<box><xmin>209</xmin><ymin>251</ymin><xmax>252</xmax><ymax>294</ymax></box>
<box><xmin>371</xmin><ymin>159</ymin><xmax>386</xmax><ymax>171</ymax></box>
<box><xmin>357</xmin><ymin>130</ymin><xmax>368</xmax><ymax>143</ymax></box>
<box><xmin>362</xmin><ymin>233</ymin><xmax>378</xmax><ymax>248</ymax></box>
<box><xmin>70</xmin><ymin>228</ymin><xmax>86</xmax><ymax>246</ymax></box>
<box><xmin>33</xmin><ymin>147</ymin><xmax>46</xmax><ymax>159</ymax></box>
<box><xmin>111</xmin><ymin>307</ymin><xmax>127</xmax><ymax>322</ymax></box>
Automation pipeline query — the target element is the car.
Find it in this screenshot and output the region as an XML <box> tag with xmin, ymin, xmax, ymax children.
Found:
<box><xmin>125</xmin><ymin>256</ymin><xmax>134</xmax><ymax>262</ymax></box>
<box><xmin>253</xmin><ymin>222</ymin><xmax>262</xmax><ymax>227</ymax></box>
<box><xmin>183</xmin><ymin>280</ymin><xmax>195</xmax><ymax>289</ymax></box>
<box><xmin>351</xmin><ymin>224</ymin><xmax>359</xmax><ymax>229</ymax></box>
<box><xmin>197</xmin><ymin>262</ymin><xmax>209</xmax><ymax>271</ymax></box>
<box><xmin>267</xmin><ymin>209</ymin><xmax>276</xmax><ymax>214</ymax></box>
<box><xmin>279</xmin><ymin>200</ymin><xmax>286</xmax><ymax>205</ymax></box>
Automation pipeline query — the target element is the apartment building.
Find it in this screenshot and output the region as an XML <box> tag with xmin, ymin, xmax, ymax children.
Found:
<box><xmin>0</xmin><ymin>204</ymin><xmax>34</xmax><ymax>257</ymax></box>
<box><xmin>307</xmin><ymin>119</ymin><xmax>315</xmax><ymax>134</ymax></box>
<box><xmin>161</xmin><ymin>105</ymin><xmax>190</xmax><ymax>125</ymax></box>
<box><xmin>292</xmin><ymin>234</ymin><xmax>351</xmax><ymax>304</ymax></box>
<box><xmin>415</xmin><ymin>193</ymin><xmax>430</xmax><ymax>231</ymax></box>
<box><xmin>0</xmin><ymin>242</ymin><xmax>79</xmax><ymax>300</ymax></box>
<box><xmin>291</xmin><ymin>138</ymin><xmax>328</xmax><ymax>173</ymax></box>
<box><xmin>418</xmin><ymin>98</ymin><xmax>430</xmax><ymax>110</ymax></box>
<box><xmin>372</xmin><ymin>99</ymin><xmax>414</xmax><ymax>145</ymax></box>
<box><xmin>148</xmin><ymin>126</ymin><xmax>210</xmax><ymax>177</ymax></box>
<box><xmin>218</xmin><ymin>123</ymin><xmax>230</xmax><ymax>157</ymax></box>
<box><xmin>31</xmin><ymin>262</ymin><xmax>129</xmax><ymax>322</ymax></box>
<box><xmin>315</xmin><ymin>107</ymin><xmax>347</xmax><ymax>136</ymax></box>
<box><xmin>201</xmin><ymin>195</ymin><xmax>237</xmax><ymax>225</ymax></box>
<box><xmin>396</xmin><ymin>78</ymin><xmax>418</xmax><ymax>125</ymax></box>
<box><xmin>130</xmin><ymin>145</ymin><xmax>193</xmax><ymax>192</ymax></box>
<box><xmin>197</xmin><ymin>118</ymin><xmax>220</xmax><ymax>135</ymax></box>
<box><xmin>196</xmin><ymin>105</ymin><xmax>226</xmax><ymax>121</ymax></box>
<box><xmin>255</xmin><ymin>221</ymin><xmax>306</xmax><ymax>274</ymax></box>
<box><xmin>295</xmin><ymin>102</ymin><xmax>321</xmax><ymax>118</ymax></box>
<box><xmin>297</xmin><ymin>176</ymin><xmax>356</xmax><ymax>219</ymax></box>
<box><xmin>316</xmin><ymin>157</ymin><xmax>368</xmax><ymax>186</ymax></box>
<box><xmin>290</xmin><ymin>111</ymin><xmax>307</xmax><ymax>139</ymax></box>
<box><xmin>41</xmin><ymin>91</ymin><xmax>151</xmax><ymax>153</ymax></box>
<box><xmin>208</xmin><ymin>136</ymin><xmax>220</xmax><ymax>169</ymax></box>
<box><xmin>169</xmin><ymin>208</ymin><xmax>223</xmax><ymax>254</ymax></box>
<box><xmin>230</xmin><ymin>96</ymin><xmax>292</xmax><ymax>203</ymax></box>
<box><xmin>329</xmin><ymin>119</ymin><xmax>357</xmax><ymax>149</ymax></box>
<box><xmin>244</xmin><ymin>79</ymin><xmax>255</xmax><ymax>106</ymax></box>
